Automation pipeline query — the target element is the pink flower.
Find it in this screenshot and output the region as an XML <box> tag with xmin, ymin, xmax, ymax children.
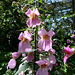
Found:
<box><xmin>18</xmin><ymin>71</ymin><xmax>25</xmax><ymax>75</ymax></box>
<box><xmin>64</xmin><ymin>46</ymin><xmax>72</xmax><ymax>55</ymax></box>
<box><xmin>38</xmin><ymin>28</ymin><xmax>55</xmax><ymax>51</ymax></box>
<box><xmin>27</xmin><ymin>52</ymin><xmax>34</xmax><ymax>62</ymax></box>
<box><xmin>18</xmin><ymin>31</ymin><xmax>32</xmax><ymax>53</ymax></box>
<box><xmin>67</xmin><ymin>39</ymin><xmax>70</xmax><ymax>43</ymax></box>
<box><xmin>26</xmin><ymin>8</ymin><xmax>41</xmax><ymax>27</ymax></box>
<box><xmin>63</xmin><ymin>54</ymin><xmax>68</xmax><ymax>63</ymax></box>
<box><xmin>63</xmin><ymin>46</ymin><xmax>73</xmax><ymax>63</ymax></box>
<box><xmin>7</xmin><ymin>59</ymin><xmax>16</xmax><ymax>69</ymax></box>
<box><xmin>72</xmin><ymin>34</ymin><xmax>75</xmax><ymax>38</ymax></box>
<box><xmin>12</xmin><ymin>52</ymin><xmax>20</xmax><ymax>59</ymax></box>
<box><xmin>47</xmin><ymin>55</ymin><xmax>56</xmax><ymax>71</ymax></box>
<box><xmin>36</xmin><ymin>59</ymin><xmax>50</xmax><ymax>75</ymax></box>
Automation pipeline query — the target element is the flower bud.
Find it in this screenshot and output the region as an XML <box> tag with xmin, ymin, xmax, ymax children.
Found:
<box><xmin>12</xmin><ymin>52</ymin><xmax>20</xmax><ymax>59</ymax></box>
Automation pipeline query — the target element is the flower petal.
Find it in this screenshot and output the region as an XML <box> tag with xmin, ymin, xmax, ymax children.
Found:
<box><xmin>63</xmin><ymin>54</ymin><xmax>69</xmax><ymax>63</ymax></box>
<box><xmin>26</xmin><ymin>18</ymin><xmax>31</xmax><ymax>27</ymax></box>
<box><xmin>48</xmin><ymin>64</ymin><xmax>53</xmax><ymax>71</ymax></box>
<box><xmin>38</xmin><ymin>28</ymin><xmax>47</xmax><ymax>37</ymax></box>
<box><xmin>33</xmin><ymin>8</ymin><xmax>40</xmax><ymax>16</ymax></box>
<box><xmin>49</xmin><ymin>55</ymin><xmax>56</xmax><ymax>64</ymax></box>
<box><xmin>18</xmin><ymin>41</ymin><xmax>26</xmax><ymax>53</ymax></box>
<box><xmin>36</xmin><ymin>59</ymin><xmax>50</xmax><ymax>66</ymax></box>
<box><xmin>50</xmin><ymin>48</ymin><xmax>56</xmax><ymax>54</ymax></box>
<box><xmin>23</xmin><ymin>31</ymin><xmax>32</xmax><ymax>41</ymax></box>
<box><xmin>48</xmin><ymin>30</ymin><xmax>55</xmax><ymax>38</ymax></box>
<box><xmin>32</xmin><ymin>18</ymin><xmax>41</xmax><ymax>27</ymax></box>
<box><xmin>26</xmin><ymin>8</ymin><xmax>32</xmax><ymax>17</ymax></box>
<box><xmin>36</xmin><ymin>68</ymin><xmax>48</xmax><ymax>75</ymax></box>
<box><xmin>27</xmin><ymin>54</ymin><xmax>34</xmax><ymax>62</ymax></box>
<box><xmin>7</xmin><ymin>59</ymin><xmax>16</xmax><ymax>69</ymax></box>
<box><xmin>18</xmin><ymin>32</ymin><xmax>23</xmax><ymax>40</ymax></box>
<box><xmin>12</xmin><ymin>52</ymin><xmax>20</xmax><ymax>59</ymax></box>
<box><xmin>38</xmin><ymin>40</ymin><xmax>52</xmax><ymax>52</ymax></box>
<box><xmin>24</xmin><ymin>42</ymin><xmax>32</xmax><ymax>52</ymax></box>
<box><xmin>18</xmin><ymin>41</ymin><xmax>32</xmax><ymax>53</ymax></box>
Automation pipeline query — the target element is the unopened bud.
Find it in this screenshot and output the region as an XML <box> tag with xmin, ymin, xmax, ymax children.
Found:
<box><xmin>12</xmin><ymin>52</ymin><xmax>20</xmax><ymax>59</ymax></box>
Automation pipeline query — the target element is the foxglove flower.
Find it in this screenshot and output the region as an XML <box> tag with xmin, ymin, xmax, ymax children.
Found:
<box><xmin>27</xmin><ymin>52</ymin><xmax>34</xmax><ymax>62</ymax></box>
<box><xmin>63</xmin><ymin>46</ymin><xmax>72</xmax><ymax>63</ymax></box>
<box><xmin>7</xmin><ymin>59</ymin><xmax>16</xmax><ymax>69</ymax></box>
<box><xmin>38</xmin><ymin>28</ymin><xmax>55</xmax><ymax>51</ymax></box>
<box><xmin>12</xmin><ymin>52</ymin><xmax>20</xmax><ymax>59</ymax></box>
<box><xmin>18</xmin><ymin>71</ymin><xmax>25</xmax><ymax>75</ymax></box>
<box><xmin>18</xmin><ymin>31</ymin><xmax>32</xmax><ymax>53</ymax></box>
<box><xmin>36</xmin><ymin>59</ymin><xmax>50</xmax><ymax>75</ymax></box>
<box><xmin>26</xmin><ymin>8</ymin><xmax>40</xmax><ymax>27</ymax></box>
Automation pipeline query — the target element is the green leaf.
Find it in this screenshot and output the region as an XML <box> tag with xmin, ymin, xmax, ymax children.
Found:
<box><xmin>39</xmin><ymin>0</ymin><xmax>42</xmax><ymax>3</ymax></box>
<box><xmin>15</xmin><ymin>61</ymin><xmax>28</xmax><ymax>75</ymax></box>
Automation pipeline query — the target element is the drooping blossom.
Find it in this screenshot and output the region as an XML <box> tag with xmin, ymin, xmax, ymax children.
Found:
<box><xmin>36</xmin><ymin>59</ymin><xmax>50</xmax><ymax>75</ymax></box>
<box><xmin>7</xmin><ymin>59</ymin><xmax>16</xmax><ymax>69</ymax></box>
<box><xmin>26</xmin><ymin>8</ymin><xmax>41</xmax><ymax>27</ymax></box>
<box><xmin>18</xmin><ymin>71</ymin><xmax>25</xmax><ymax>75</ymax></box>
<box><xmin>38</xmin><ymin>28</ymin><xmax>55</xmax><ymax>51</ymax></box>
<box><xmin>12</xmin><ymin>52</ymin><xmax>20</xmax><ymax>59</ymax></box>
<box><xmin>18</xmin><ymin>31</ymin><xmax>32</xmax><ymax>53</ymax></box>
<box><xmin>72</xmin><ymin>34</ymin><xmax>75</xmax><ymax>38</ymax></box>
<box><xmin>47</xmin><ymin>55</ymin><xmax>56</xmax><ymax>71</ymax></box>
<box><xmin>27</xmin><ymin>52</ymin><xmax>34</xmax><ymax>62</ymax></box>
<box><xmin>63</xmin><ymin>46</ymin><xmax>73</xmax><ymax>63</ymax></box>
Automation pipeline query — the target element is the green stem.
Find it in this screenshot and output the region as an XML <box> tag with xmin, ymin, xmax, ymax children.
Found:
<box><xmin>33</xmin><ymin>26</ymin><xmax>38</xmax><ymax>75</ymax></box>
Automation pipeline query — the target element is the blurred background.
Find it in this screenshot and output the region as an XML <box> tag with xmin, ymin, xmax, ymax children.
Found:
<box><xmin>0</xmin><ymin>0</ymin><xmax>75</xmax><ymax>75</ymax></box>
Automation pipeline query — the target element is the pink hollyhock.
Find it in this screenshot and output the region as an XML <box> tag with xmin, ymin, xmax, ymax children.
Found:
<box><xmin>27</xmin><ymin>52</ymin><xmax>34</xmax><ymax>62</ymax></box>
<box><xmin>36</xmin><ymin>59</ymin><xmax>50</xmax><ymax>75</ymax></box>
<box><xmin>63</xmin><ymin>46</ymin><xmax>73</xmax><ymax>63</ymax></box>
<box><xmin>7</xmin><ymin>59</ymin><xmax>16</xmax><ymax>69</ymax></box>
<box><xmin>47</xmin><ymin>55</ymin><xmax>56</xmax><ymax>71</ymax></box>
<box><xmin>18</xmin><ymin>71</ymin><xmax>25</xmax><ymax>75</ymax></box>
<box><xmin>18</xmin><ymin>31</ymin><xmax>32</xmax><ymax>53</ymax></box>
<box><xmin>72</xmin><ymin>34</ymin><xmax>75</xmax><ymax>38</ymax></box>
<box><xmin>38</xmin><ymin>28</ymin><xmax>55</xmax><ymax>51</ymax></box>
<box><xmin>26</xmin><ymin>8</ymin><xmax>41</xmax><ymax>27</ymax></box>
<box><xmin>12</xmin><ymin>52</ymin><xmax>20</xmax><ymax>59</ymax></box>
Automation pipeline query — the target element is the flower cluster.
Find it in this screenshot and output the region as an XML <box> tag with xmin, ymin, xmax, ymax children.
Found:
<box><xmin>6</xmin><ymin>8</ymin><xmax>70</xmax><ymax>75</ymax></box>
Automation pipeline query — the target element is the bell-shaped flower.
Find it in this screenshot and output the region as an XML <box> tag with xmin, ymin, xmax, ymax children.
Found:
<box><xmin>12</xmin><ymin>52</ymin><xmax>20</xmax><ymax>59</ymax></box>
<box><xmin>7</xmin><ymin>59</ymin><xmax>16</xmax><ymax>69</ymax></box>
<box><xmin>27</xmin><ymin>52</ymin><xmax>34</xmax><ymax>62</ymax></box>
<box><xmin>38</xmin><ymin>28</ymin><xmax>55</xmax><ymax>51</ymax></box>
<box><xmin>26</xmin><ymin>8</ymin><xmax>41</xmax><ymax>27</ymax></box>
<box><xmin>36</xmin><ymin>59</ymin><xmax>50</xmax><ymax>75</ymax></box>
<box><xmin>18</xmin><ymin>71</ymin><xmax>25</xmax><ymax>75</ymax></box>
<box><xmin>47</xmin><ymin>55</ymin><xmax>56</xmax><ymax>71</ymax></box>
<box><xmin>63</xmin><ymin>46</ymin><xmax>73</xmax><ymax>63</ymax></box>
<box><xmin>18</xmin><ymin>31</ymin><xmax>32</xmax><ymax>53</ymax></box>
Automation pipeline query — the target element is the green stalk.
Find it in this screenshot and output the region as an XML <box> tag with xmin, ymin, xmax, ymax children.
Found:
<box><xmin>33</xmin><ymin>26</ymin><xmax>38</xmax><ymax>75</ymax></box>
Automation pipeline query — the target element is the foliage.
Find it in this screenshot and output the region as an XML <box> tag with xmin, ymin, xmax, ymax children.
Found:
<box><xmin>0</xmin><ymin>0</ymin><xmax>75</xmax><ymax>75</ymax></box>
